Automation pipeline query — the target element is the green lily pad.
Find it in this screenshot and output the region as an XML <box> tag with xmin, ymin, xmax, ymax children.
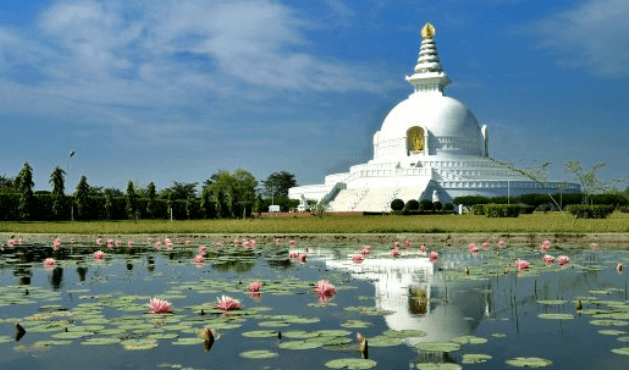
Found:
<box><xmin>172</xmin><ymin>337</ymin><xmax>205</xmax><ymax>345</ymax></box>
<box><xmin>536</xmin><ymin>300</ymin><xmax>567</xmax><ymax>305</ymax></box>
<box><xmin>239</xmin><ymin>350</ymin><xmax>279</xmax><ymax>359</ymax></box>
<box><xmin>324</xmin><ymin>358</ymin><xmax>377</xmax><ymax>369</ymax></box>
<box><xmin>594</xmin><ymin>313</ymin><xmax>629</xmax><ymax>320</ymax></box>
<box><xmin>313</xmin><ymin>330</ymin><xmax>352</xmax><ymax>337</ymax></box>
<box><xmin>590</xmin><ymin>320</ymin><xmax>629</xmax><ymax>326</ymax></box>
<box><xmin>491</xmin><ymin>333</ymin><xmax>507</xmax><ymax>338</ymax></box>
<box><xmin>258</xmin><ymin>320</ymin><xmax>290</xmax><ymax>327</ymax></box>
<box><xmin>616</xmin><ymin>336</ymin><xmax>629</xmax><ymax>342</ymax></box>
<box><xmin>306</xmin><ymin>336</ymin><xmax>352</xmax><ymax>346</ymax></box>
<box><xmin>51</xmin><ymin>331</ymin><xmax>94</xmax><ymax>339</ymax></box>
<box><xmin>382</xmin><ymin>330</ymin><xmax>427</xmax><ymax>338</ymax></box>
<box><xmin>366</xmin><ymin>336</ymin><xmax>403</xmax><ymax>347</ymax></box>
<box><xmin>462</xmin><ymin>354</ymin><xmax>492</xmax><ymax>364</ymax></box>
<box><xmin>599</xmin><ymin>330</ymin><xmax>626</xmax><ymax>336</ymax></box>
<box><xmin>282</xmin><ymin>330</ymin><xmax>320</xmax><ymax>339</ymax></box>
<box><xmin>242</xmin><ymin>330</ymin><xmax>280</xmax><ymax>338</ymax></box>
<box><xmin>537</xmin><ymin>313</ymin><xmax>574</xmax><ymax>320</ymax></box>
<box><xmin>0</xmin><ymin>336</ymin><xmax>13</xmax><ymax>343</ymax></box>
<box><xmin>611</xmin><ymin>347</ymin><xmax>629</xmax><ymax>355</ymax></box>
<box><xmin>341</xmin><ymin>320</ymin><xmax>372</xmax><ymax>328</ymax></box>
<box><xmin>285</xmin><ymin>317</ymin><xmax>320</xmax><ymax>324</ymax></box>
<box><xmin>81</xmin><ymin>337</ymin><xmax>122</xmax><ymax>345</ymax></box>
<box><xmin>121</xmin><ymin>339</ymin><xmax>158</xmax><ymax>350</ymax></box>
<box><xmin>505</xmin><ymin>357</ymin><xmax>553</xmax><ymax>368</ymax></box>
<box><xmin>451</xmin><ymin>336</ymin><xmax>488</xmax><ymax>344</ymax></box>
<box><xmin>146</xmin><ymin>333</ymin><xmax>179</xmax><ymax>340</ymax></box>
<box><xmin>279</xmin><ymin>340</ymin><xmax>323</xmax><ymax>350</ymax></box>
<box><xmin>416</xmin><ymin>364</ymin><xmax>462</xmax><ymax>370</ymax></box>
<box><xmin>415</xmin><ymin>342</ymin><xmax>461</xmax><ymax>352</ymax></box>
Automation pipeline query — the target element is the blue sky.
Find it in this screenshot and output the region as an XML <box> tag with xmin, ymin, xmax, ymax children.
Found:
<box><xmin>1</xmin><ymin>0</ymin><xmax>628</xmax><ymax>193</ymax></box>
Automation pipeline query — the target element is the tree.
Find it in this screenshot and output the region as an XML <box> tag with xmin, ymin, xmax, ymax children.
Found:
<box><xmin>200</xmin><ymin>185</ymin><xmax>215</xmax><ymax>219</ymax></box>
<box><xmin>75</xmin><ymin>176</ymin><xmax>90</xmax><ymax>220</ymax></box>
<box><xmin>565</xmin><ymin>161</ymin><xmax>625</xmax><ymax>205</ymax></box>
<box><xmin>209</xmin><ymin>170</ymin><xmax>235</xmax><ymax>218</ymax></box>
<box><xmin>126</xmin><ymin>181</ymin><xmax>137</xmax><ymax>220</ymax></box>
<box><xmin>16</xmin><ymin>162</ymin><xmax>34</xmax><ymax>220</ymax></box>
<box><xmin>233</xmin><ymin>168</ymin><xmax>258</xmax><ymax>218</ymax></box>
<box><xmin>262</xmin><ymin>171</ymin><xmax>297</xmax><ymax>200</ymax></box>
<box><xmin>0</xmin><ymin>172</ymin><xmax>15</xmax><ymax>192</ymax></box>
<box><xmin>49</xmin><ymin>166</ymin><xmax>66</xmax><ymax>220</ymax></box>
<box><xmin>158</xmin><ymin>181</ymin><xmax>198</xmax><ymax>200</ymax></box>
<box><xmin>103</xmin><ymin>187</ymin><xmax>124</xmax><ymax>197</ymax></box>
<box><xmin>146</xmin><ymin>182</ymin><xmax>156</xmax><ymax>218</ymax></box>
<box><xmin>104</xmin><ymin>189</ymin><xmax>114</xmax><ymax>220</ymax></box>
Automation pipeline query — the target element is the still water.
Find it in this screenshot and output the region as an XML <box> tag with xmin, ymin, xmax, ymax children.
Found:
<box><xmin>1</xmin><ymin>240</ymin><xmax>629</xmax><ymax>369</ymax></box>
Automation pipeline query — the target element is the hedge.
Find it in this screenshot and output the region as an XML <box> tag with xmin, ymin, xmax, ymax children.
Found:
<box><xmin>390</xmin><ymin>199</ymin><xmax>404</xmax><ymax>211</ymax></box>
<box><xmin>484</xmin><ymin>204</ymin><xmax>520</xmax><ymax>218</ymax></box>
<box><xmin>404</xmin><ymin>199</ymin><xmax>420</xmax><ymax>211</ymax></box>
<box><xmin>419</xmin><ymin>199</ymin><xmax>433</xmax><ymax>211</ymax></box>
<box><xmin>471</xmin><ymin>204</ymin><xmax>485</xmax><ymax>215</ymax></box>
<box><xmin>567</xmin><ymin>205</ymin><xmax>615</xmax><ymax>219</ymax></box>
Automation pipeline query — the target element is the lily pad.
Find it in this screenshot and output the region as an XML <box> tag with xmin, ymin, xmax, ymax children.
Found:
<box><xmin>599</xmin><ymin>330</ymin><xmax>626</xmax><ymax>336</ymax></box>
<box><xmin>279</xmin><ymin>340</ymin><xmax>323</xmax><ymax>350</ymax></box>
<box><xmin>537</xmin><ymin>313</ymin><xmax>574</xmax><ymax>320</ymax></box>
<box><xmin>382</xmin><ymin>330</ymin><xmax>427</xmax><ymax>338</ymax></box>
<box><xmin>416</xmin><ymin>364</ymin><xmax>462</xmax><ymax>370</ymax></box>
<box><xmin>121</xmin><ymin>339</ymin><xmax>158</xmax><ymax>350</ymax></box>
<box><xmin>366</xmin><ymin>336</ymin><xmax>403</xmax><ymax>347</ymax></box>
<box><xmin>451</xmin><ymin>336</ymin><xmax>488</xmax><ymax>345</ymax></box>
<box><xmin>306</xmin><ymin>336</ymin><xmax>352</xmax><ymax>346</ymax></box>
<box><xmin>172</xmin><ymin>337</ymin><xmax>205</xmax><ymax>345</ymax></box>
<box><xmin>0</xmin><ymin>336</ymin><xmax>13</xmax><ymax>343</ymax></box>
<box><xmin>415</xmin><ymin>342</ymin><xmax>461</xmax><ymax>352</ymax></box>
<box><xmin>462</xmin><ymin>354</ymin><xmax>492</xmax><ymax>364</ymax></box>
<box><xmin>313</xmin><ymin>330</ymin><xmax>351</xmax><ymax>337</ymax></box>
<box><xmin>505</xmin><ymin>357</ymin><xmax>553</xmax><ymax>368</ymax></box>
<box><xmin>242</xmin><ymin>330</ymin><xmax>280</xmax><ymax>338</ymax></box>
<box><xmin>282</xmin><ymin>330</ymin><xmax>320</xmax><ymax>339</ymax></box>
<box><xmin>51</xmin><ymin>331</ymin><xmax>94</xmax><ymax>339</ymax></box>
<box><xmin>239</xmin><ymin>350</ymin><xmax>279</xmax><ymax>359</ymax></box>
<box><xmin>324</xmin><ymin>358</ymin><xmax>377</xmax><ymax>369</ymax></box>
<box><xmin>590</xmin><ymin>320</ymin><xmax>629</xmax><ymax>326</ymax></box>
<box><xmin>611</xmin><ymin>347</ymin><xmax>629</xmax><ymax>355</ymax></box>
<box><xmin>536</xmin><ymin>300</ymin><xmax>567</xmax><ymax>305</ymax></box>
<box><xmin>81</xmin><ymin>337</ymin><xmax>122</xmax><ymax>345</ymax></box>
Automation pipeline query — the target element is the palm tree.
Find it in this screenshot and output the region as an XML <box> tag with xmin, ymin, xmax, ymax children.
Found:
<box><xmin>49</xmin><ymin>166</ymin><xmax>66</xmax><ymax>220</ymax></box>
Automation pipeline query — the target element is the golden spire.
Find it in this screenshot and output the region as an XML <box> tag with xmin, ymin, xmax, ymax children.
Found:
<box><xmin>421</xmin><ymin>22</ymin><xmax>435</xmax><ymax>39</ymax></box>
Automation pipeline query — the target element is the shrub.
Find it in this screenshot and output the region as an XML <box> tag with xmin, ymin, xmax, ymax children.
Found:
<box><xmin>390</xmin><ymin>199</ymin><xmax>404</xmax><ymax>211</ymax></box>
<box><xmin>489</xmin><ymin>196</ymin><xmax>510</xmax><ymax>205</ymax></box>
<box><xmin>443</xmin><ymin>203</ymin><xmax>454</xmax><ymax>211</ymax></box>
<box><xmin>419</xmin><ymin>199</ymin><xmax>433</xmax><ymax>211</ymax></box>
<box><xmin>519</xmin><ymin>205</ymin><xmax>535</xmax><ymax>214</ymax></box>
<box><xmin>471</xmin><ymin>204</ymin><xmax>485</xmax><ymax>215</ymax></box>
<box><xmin>484</xmin><ymin>204</ymin><xmax>520</xmax><ymax>218</ymax></box>
<box><xmin>519</xmin><ymin>193</ymin><xmax>550</xmax><ymax>208</ymax></box>
<box><xmin>538</xmin><ymin>204</ymin><xmax>551</xmax><ymax>213</ymax></box>
<box><xmin>620</xmin><ymin>205</ymin><xmax>629</xmax><ymax>213</ymax></box>
<box><xmin>404</xmin><ymin>199</ymin><xmax>420</xmax><ymax>211</ymax></box>
<box><xmin>591</xmin><ymin>194</ymin><xmax>629</xmax><ymax>207</ymax></box>
<box><xmin>452</xmin><ymin>196</ymin><xmax>490</xmax><ymax>208</ymax></box>
<box><xmin>433</xmin><ymin>201</ymin><xmax>443</xmax><ymax>211</ymax></box>
<box><xmin>567</xmin><ymin>205</ymin><xmax>615</xmax><ymax>219</ymax></box>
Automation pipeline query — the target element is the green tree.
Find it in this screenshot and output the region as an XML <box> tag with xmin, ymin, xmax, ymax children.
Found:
<box><xmin>0</xmin><ymin>172</ymin><xmax>15</xmax><ymax>192</ymax></box>
<box><xmin>209</xmin><ymin>170</ymin><xmax>235</xmax><ymax>218</ymax></box>
<box><xmin>104</xmin><ymin>189</ymin><xmax>114</xmax><ymax>220</ymax></box>
<box><xmin>146</xmin><ymin>182</ymin><xmax>156</xmax><ymax>218</ymax></box>
<box><xmin>126</xmin><ymin>181</ymin><xmax>137</xmax><ymax>220</ymax></box>
<box><xmin>75</xmin><ymin>176</ymin><xmax>90</xmax><ymax>220</ymax></box>
<box><xmin>200</xmin><ymin>185</ymin><xmax>215</xmax><ymax>219</ymax></box>
<box><xmin>158</xmin><ymin>181</ymin><xmax>198</xmax><ymax>200</ymax></box>
<box><xmin>16</xmin><ymin>162</ymin><xmax>35</xmax><ymax>220</ymax></box>
<box><xmin>233</xmin><ymin>168</ymin><xmax>258</xmax><ymax>218</ymax></box>
<box><xmin>565</xmin><ymin>161</ymin><xmax>625</xmax><ymax>205</ymax></box>
<box><xmin>49</xmin><ymin>166</ymin><xmax>66</xmax><ymax>220</ymax></box>
<box><xmin>262</xmin><ymin>171</ymin><xmax>297</xmax><ymax>200</ymax></box>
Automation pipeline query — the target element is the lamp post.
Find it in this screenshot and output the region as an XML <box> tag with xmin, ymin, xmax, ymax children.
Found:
<box><xmin>66</xmin><ymin>150</ymin><xmax>75</xmax><ymax>221</ymax></box>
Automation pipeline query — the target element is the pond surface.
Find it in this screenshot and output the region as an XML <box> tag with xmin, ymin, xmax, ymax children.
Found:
<box><xmin>1</xmin><ymin>239</ymin><xmax>629</xmax><ymax>370</ymax></box>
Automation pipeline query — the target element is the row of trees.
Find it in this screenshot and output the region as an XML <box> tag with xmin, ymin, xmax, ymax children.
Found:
<box><xmin>0</xmin><ymin>163</ymin><xmax>299</xmax><ymax>221</ymax></box>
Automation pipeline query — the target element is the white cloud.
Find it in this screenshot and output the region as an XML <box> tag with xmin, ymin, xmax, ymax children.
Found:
<box><xmin>532</xmin><ymin>0</ymin><xmax>629</xmax><ymax>77</ymax></box>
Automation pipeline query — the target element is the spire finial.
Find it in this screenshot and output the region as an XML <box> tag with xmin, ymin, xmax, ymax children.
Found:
<box><xmin>421</xmin><ymin>22</ymin><xmax>435</xmax><ymax>39</ymax></box>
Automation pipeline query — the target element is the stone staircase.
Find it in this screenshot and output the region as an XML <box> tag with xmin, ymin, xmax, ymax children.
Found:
<box><xmin>328</xmin><ymin>189</ymin><xmax>361</xmax><ymax>212</ymax></box>
<box><xmin>353</xmin><ymin>188</ymin><xmax>396</xmax><ymax>212</ymax></box>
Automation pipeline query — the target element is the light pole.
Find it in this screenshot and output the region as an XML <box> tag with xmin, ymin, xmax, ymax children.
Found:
<box><xmin>66</xmin><ymin>150</ymin><xmax>75</xmax><ymax>221</ymax></box>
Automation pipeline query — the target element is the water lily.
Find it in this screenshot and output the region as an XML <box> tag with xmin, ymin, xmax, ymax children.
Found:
<box><xmin>591</xmin><ymin>243</ymin><xmax>599</xmax><ymax>251</ymax></box>
<box><xmin>194</xmin><ymin>255</ymin><xmax>204</xmax><ymax>265</ymax></box>
<box><xmin>107</xmin><ymin>239</ymin><xmax>114</xmax><ymax>248</ymax></box>
<box><xmin>44</xmin><ymin>258</ymin><xmax>56</xmax><ymax>269</ymax></box>
<box><xmin>543</xmin><ymin>255</ymin><xmax>555</xmax><ymax>265</ymax></box>
<box><xmin>419</xmin><ymin>245</ymin><xmax>427</xmax><ymax>255</ymax></box>
<box><xmin>515</xmin><ymin>259</ymin><xmax>530</xmax><ymax>270</ymax></box>
<box><xmin>216</xmin><ymin>241</ymin><xmax>223</xmax><ymax>248</ymax></box>
<box><xmin>314</xmin><ymin>279</ymin><xmax>336</xmax><ymax>297</ymax></box>
<box><xmin>165</xmin><ymin>242</ymin><xmax>174</xmax><ymax>250</ymax></box>
<box><xmin>390</xmin><ymin>249</ymin><xmax>400</xmax><ymax>258</ymax></box>
<box><xmin>116</xmin><ymin>240</ymin><xmax>122</xmax><ymax>247</ymax></box>
<box><xmin>299</xmin><ymin>254</ymin><xmax>307</xmax><ymax>263</ymax></box>
<box><xmin>557</xmin><ymin>255</ymin><xmax>570</xmax><ymax>266</ymax></box>
<box><xmin>155</xmin><ymin>241</ymin><xmax>162</xmax><ymax>249</ymax></box>
<box><xmin>214</xmin><ymin>295</ymin><xmax>242</xmax><ymax>310</ymax></box>
<box><xmin>352</xmin><ymin>254</ymin><xmax>365</xmax><ymax>264</ymax></box>
<box><xmin>52</xmin><ymin>240</ymin><xmax>61</xmax><ymax>251</ymax></box>
<box><xmin>429</xmin><ymin>251</ymin><xmax>439</xmax><ymax>264</ymax></box>
<box><xmin>617</xmin><ymin>263</ymin><xmax>623</xmax><ymax>272</ymax></box>
<box><xmin>275</xmin><ymin>238</ymin><xmax>281</xmax><ymax>245</ymax></box>
<box><xmin>248</xmin><ymin>281</ymin><xmax>262</xmax><ymax>292</ymax></box>
<box><xmin>127</xmin><ymin>240</ymin><xmax>134</xmax><ymax>248</ymax></box>
<box><xmin>404</xmin><ymin>240</ymin><xmax>411</xmax><ymax>248</ymax></box>
<box><xmin>233</xmin><ymin>238</ymin><xmax>239</xmax><ymax>245</ymax></box>
<box><xmin>497</xmin><ymin>240</ymin><xmax>506</xmax><ymax>248</ymax></box>
<box><xmin>185</xmin><ymin>240</ymin><xmax>191</xmax><ymax>246</ymax></box>
<box><xmin>96</xmin><ymin>237</ymin><xmax>103</xmax><ymax>246</ymax></box>
<box><xmin>94</xmin><ymin>250</ymin><xmax>105</xmax><ymax>260</ymax></box>
<box><xmin>393</xmin><ymin>241</ymin><xmax>400</xmax><ymax>249</ymax></box>
<box><xmin>198</xmin><ymin>246</ymin><xmax>207</xmax><ymax>255</ymax></box>
<box><xmin>482</xmin><ymin>242</ymin><xmax>490</xmax><ymax>250</ymax></box>
<box><xmin>249</xmin><ymin>240</ymin><xmax>256</xmax><ymax>248</ymax></box>
<box><xmin>469</xmin><ymin>244</ymin><xmax>480</xmax><ymax>255</ymax></box>
<box><xmin>148</xmin><ymin>298</ymin><xmax>172</xmax><ymax>314</ymax></box>
<box><xmin>289</xmin><ymin>251</ymin><xmax>299</xmax><ymax>258</ymax></box>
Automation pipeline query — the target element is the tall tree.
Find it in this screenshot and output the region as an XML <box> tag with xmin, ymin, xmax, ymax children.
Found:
<box><xmin>16</xmin><ymin>162</ymin><xmax>34</xmax><ymax>220</ymax></box>
<box><xmin>209</xmin><ymin>170</ymin><xmax>234</xmax><ymax>218</ymax></box>
<box><xmin>49</xmin><ymin>166</ymin><xmax>66</xmax><ymax>220</ymax></box>
<box><xmin>104</xmin><ymin>189</ymin><xmax>114</xmax><ymax>220</ymax></box>
<box><xmin>146</xmin><ymin>182</ymin><xmax>156</xmax><ymax>219</ymax></box>
<box><xmin>565</xmin><ymin>161</ymin><xmax>625</xmax><ymax>204</ymax></box>
<box><xmin>0</xmin><ymin>172</ymin><xmax>15</xmax><ymax>191</ymax></box>
<box><xmin>75</xmin><ymin>176</ymin><xmax>90</xmax><ymax>220</ymax></box>
<box><xmin>233</xmin><ymin>168</ymin><xmax>258</xmax><ymax>218</ymax></box>
<box><xmin>158</xmin><ymin>181</ymin><xmax>198</xmax><ymax>200</ymax></box>
<box><xmin>200</xmin><ymin>185</ymin><xmax>215</xmax><ymax>219</ymax></box>
<box><xmin>126</xmin><ymin>181</ymin><xmax>137</xmax><ymax>220</ymax></box>
<box><xmin>262</xmin><ymin>171</ymin><xmax>297</xmax><ymax>199</ymax></box>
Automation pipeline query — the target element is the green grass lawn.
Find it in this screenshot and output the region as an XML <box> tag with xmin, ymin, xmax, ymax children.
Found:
<box><xmin>1</xmin><ymin>212</ymin><xmax>628</xmax><ymax>234</ymax></box>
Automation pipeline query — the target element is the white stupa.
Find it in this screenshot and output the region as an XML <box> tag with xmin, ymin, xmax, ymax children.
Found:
<box><xmin>289</xmin><ymin>23</ymin><xmax>579</xmax><ymax>212</ymax></box>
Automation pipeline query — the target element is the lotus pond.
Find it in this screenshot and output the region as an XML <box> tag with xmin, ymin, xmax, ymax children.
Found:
<box><xmin>1</xmin><ymin>238</ymin><xmax>629</xmax><ymax>370</ymax></box>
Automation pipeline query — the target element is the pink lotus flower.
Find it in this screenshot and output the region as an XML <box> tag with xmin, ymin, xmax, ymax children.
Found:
<box><xmin>201</xmin><ymin>327</ymin><xmax>220</xmax><ymax>341</ymax></box>
<box><xmin>540</xmin><ymin>244</ymin><xmax>549</xmax><ymax>253</ymax></box>
<box><xmin>94</xmin><ymin>250</ymin><xmax>105</xmax><ymax>260</ymax></box>
<box><xmin>356</xmin><ymin>333</ymin><xmax>364</xmax><ymax>342</ymax></box>
<box><xmin>248</xmin><ymin>281</ymin><xmax>262</xmax><ymax>292</ymax></box>
<box><xmin>289</xmin><ymin>240</ymin><xmax>297</xmax><ymax>247</ymax></box>
<box><xmin>515</xmin><ymin>259</ymin><xmax>530</xmax><ymax>270</ymax></box>
<box><xmin>557</xmin><ymin>255</ymin><xmax>570</xmax><ymax>266</ymax></box>
<box><xmin>617</xmin><ymin>263</ymin><xmax>623</xmax><ymax>272</ymax></box>
<box><xmin>275</xmin><ymin>238</ymin><xmax>281</xmax><ymax>245</ymax></box>
<box><xmin>165</xmin><ymin>238</ymin><xmax>172</xmax><ymax>244</ymax></box>
<box><xmin>7</xmin><ymin>238</ymin><xmax>15</xmax><ymax>247</ymax></box>
<box><xmin>419</xmin><ymin>245</ymin><xmax>427</xmax><ymax>255</ymax></box>
<box><xmin>52</xmin><ymin>240</ymin><xmax>61</xmax><ymax>251</ymax></box>
<box><xmin>96</xmin><ymin>237</ymin><xmax>103</xmax><ymax>246</ymax></box>
<box><xmin>147</xmin><ymin>237</ymin><xmax>153</xmax><ymax>243</ymax></box>
<box><xmin>390</xmin><ymin>249</ymin><xmax>400</xmax><ymax>258</ymax></box>
<box><xmin>250</xmin><ymin>293</ymin><xmax>261</xmax><ymax>300</ymax></box>
<box><xmin>185</xmin><ymin>240</ymin><xmax>191</xmax><ymax>246</ymax></box>
<box><xmin>155</xmin><ymin>242</ymin><xmax>162</xmax><ymax>249</ymax></box>
<box><xmin>198</xmin><ymin>246</ymin><xmax>208</xmax><ymax>255</ymax></box>
<box><xmin>394</xmin><ymin>241</ymin><xmax>400</xmax><ymax>249</ymax></box>
<box><xmin>116</xmin><ymin>240</ymin><xmax>122</xmax><ymax>247</ymax></box>
<box><xmin>243</xmin><ymin>241</ymin><xmax>250</xmax><ymax>248</ymax></box>
<box><xmin>44</xmin><ymin>258</ymin><xmax>56</xmax><ymax>268</ymax></box>
<box><xmin>467</xmin><ymin>243</ymin><xmax>476</xmax><ymax>251</ymax></box>
<box><xmin>352</xmin><ymin>254</ymin><xmax>365</xmax><ymax>264</ymax></box>
<box><xmin>361</xmin><ymin>245</ymin><xmax>371</xmax><ymax>254</ymax></box>
<box><xmin>404</xmin><ymin>240</ymin><xmax>411</xmax><ymax>248</ymax></box>
<box><xmin>127</xmin><ymin>240</ymin><xmax>135</xmax><ymax>248</ymax></box>
<box><xmin>233</xmin><ymin>238</ymin><xmax>239</xmax><ymax>245</ymax></box>
<box><xmin>17</xmin><ymin>237</ymin><xmax>24</xmax><ymax>244</ymax></box>
<box><xmin>194</xmin><ymin>255</ymin><xmax>204</xmax><ymax>265</ymax></box>
<box><xmin>148</xmin><ymin>298</ymin><xmax>172</xmax><ymax>314</ymax></box>
<box><xmin>543</xmin><ymin>255</ymin><xmax>555</xmax><ymax>265</ymax></box>
<box><xmin>216</xmin><ymin>241</ymin><xmax>223</xmax><ymax>248</ymax></box>
<box><xmin>176</xmin><ymin>237</ymin><xmax>181</xmax><ymax>243</ymax></box>
<box><xmin>214</xmin><ymin>295</ymin><xmax>242</xmax><ymax>310</ymax></box>
<box><xmin>249</xmin><ymin>240</ymin><xmax>256</xmax><ymax>248</ymax></box>
<box><xmin>591</xmin><ymin>243</ymin><xmax>599</xmax><ymax>251</ymax></box>
<box><xmin>314</xmin><ymin>279</ymin><xmax>336</xmax><ymax>296</ymax></box>
<box><xmin>165</xmin><ymin>242</ymin><xmax>174</xmax><ymax>250</ymax></box>
<box><xmin>107</xmin><ymin>239</ymin><xmax>114</xmax><ymax>248</ymax></box>
<box><xmin>299</xmin><ymin>254</ymin><xmax>307</xmax><ymax>263</ymax></box>
<box><xmin>469</xmin><ymin>245</ymin><xmax>480</xmax><ymax>255</ymax></box>
<box><xmin>482</xmin><ymin>242</ymin><xmax>490</xmax><ymax>250</ymax></box>
<box><xmin>289</xmin><ymin>251</ymin><xmax>299</xmax><ymax>258</ymax></box>
<box><xmin>497</xmin><ymin>240</ymin><xmax>506</xmax><ymax>248</ymax></box>
<box><xmin>429</xmin><ymin>251</ymin><xmax>438</xmax><ymax>264</ymax></box>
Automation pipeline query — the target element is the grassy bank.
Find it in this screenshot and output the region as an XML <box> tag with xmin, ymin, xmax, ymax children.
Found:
<box><xmin>1</xmin><ymin>212</ymin><xmax>628</xmax><ymax>234</ymax></box>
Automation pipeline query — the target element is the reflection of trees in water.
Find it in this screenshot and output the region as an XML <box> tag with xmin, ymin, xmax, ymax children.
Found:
<box><xmin>126</xmin><ymin>260</ymin><xmax>134</xmax><ymax>272</ymax></box>
<box><xmin>415</xmin><ymin>351</ymin><xmax>457</xmax><ymax>366</ymax></box>
<box><xmin>76</xmin><ymin>265</ymin><xmax>88</xmax><ymax>282</ymax></box>
<box><xmin>213</xmin><ymin>260</ymin><xmax>255</xmax><ymax>273</ymax></box>
<box><xmin>408</xmin><ymin>287</ymin><xmax>428</xmax><ymax>315</ymax></box>
<box><xmin>50</xmin><ymin>267</ymin><xmax>63</xmax><ymax>290</ymax></box>
<box><xmin>147</xmin><ymin>256</ymin><xmax>155</xmax><ymax>273</ymax></box>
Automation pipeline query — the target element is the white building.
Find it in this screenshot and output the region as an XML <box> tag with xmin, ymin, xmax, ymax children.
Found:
<box><xmin>289</xmin><ymin>23</ymin><xmax>579</xmax><ymax>212</ymax></box>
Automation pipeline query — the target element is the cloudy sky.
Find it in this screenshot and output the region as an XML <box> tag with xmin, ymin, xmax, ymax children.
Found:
<box><xmin>1</xmin><ymin>0</ymin><xmax>628</xmax><ymax>193</ymax></box>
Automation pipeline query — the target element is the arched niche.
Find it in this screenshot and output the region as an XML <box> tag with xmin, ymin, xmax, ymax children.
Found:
<box><xmin>407</xmin><ymin>126</ymin><xmax>426</xmax><ymax>156</ymax></box>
